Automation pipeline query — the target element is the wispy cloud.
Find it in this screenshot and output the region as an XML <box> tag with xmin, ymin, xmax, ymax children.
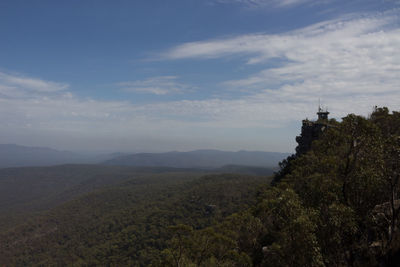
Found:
<box><xmin>0</xmin><ymin>72</ymin><xmax>68</xmax><ymax>95</ymax></box>
<box><xmin>1</xmin><ymin>11</ymin><xmax>400</xmax><ymax>152</ymax></box>
<box><xmin>118</xmin><ymin>76</ymin><xmax>192</xmax><ymax>95</ymax></box>
<box><xmin>162</xmin><ymin>11</ymin><xmax>400</xmax><ymax>119</ymax></box>
<box><xmin>163</xmin><ymin>14</ymin><xmax>394</xmax><ymax>62</ymax></box>
<box><xmin>0</xmin><ymin>71</ymin><xmax>302</xmax><ymax>152</ymax></box>
<box><xmin>213</xmin><ymin>0</ymin><xmax>329</xmax><ymax>8</ymax></box>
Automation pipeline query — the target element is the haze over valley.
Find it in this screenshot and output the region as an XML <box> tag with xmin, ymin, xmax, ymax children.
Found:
<box><xmin>0</xmin><ymin>143</ymin><xmax>289</xmax><ymax>168</ymax></box>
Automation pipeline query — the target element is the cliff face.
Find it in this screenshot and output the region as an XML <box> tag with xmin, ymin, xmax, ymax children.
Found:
<box><xmin>272</xmin><ymin>109</ymin><xmax>331</xmax><ymax>185</ymax></box>
<box><xmin>295</xmin><ymin>120</ymin><xmax>328</xmax><ymax>155</ymax></box>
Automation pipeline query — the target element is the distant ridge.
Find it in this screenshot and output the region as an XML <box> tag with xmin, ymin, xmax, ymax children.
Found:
<box><xmin>0</xmin><ymin>144</ymin><xmax>86</xmax><ymax>168</ymax></box>
<box><xmin>103</xmin><ymin>149</ymin><xmax>290</xmax><ymax>168</ymax></box>
<box><xmin>0</xmin><ymin>144</ymin><xmax>135</xmax><ymax>168</ymax></box>
<box><xmin>0</xmin><ymin>145</ymin><xmax>290</xmax><ymax>169</ymax></box>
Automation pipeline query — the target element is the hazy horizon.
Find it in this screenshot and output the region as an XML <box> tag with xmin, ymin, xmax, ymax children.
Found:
<box><xmin>1</xmin><ymin>0</ymin><xmax>399</xmax><ymax>153</ymax></box>
<box><xmin>0</xmin><ymin>143</ymin><xmax>292</xmax><ymax>155</ymax></box>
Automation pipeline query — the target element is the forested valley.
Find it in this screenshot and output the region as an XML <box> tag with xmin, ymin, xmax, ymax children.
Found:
<box><xmin>0</xmin><ymin>168</ymin><xmax>271</xmax><ymax>266</ymax></box>
<box><xmin>2</xmin><ymin>107</ymin><xmax>400</xmax><ymax>266</ymax></box>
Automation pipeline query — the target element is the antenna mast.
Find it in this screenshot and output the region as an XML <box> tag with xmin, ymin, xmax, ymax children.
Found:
<box><xmin>318</xmin><ymin>98</ymin><xmax>321</xmax><ymax>112</ymax></box>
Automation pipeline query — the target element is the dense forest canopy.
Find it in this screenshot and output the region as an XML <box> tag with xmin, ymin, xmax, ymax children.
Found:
<box><xmin>160</xmin><ymin>107</ymin><xmax>400</xmax><ymax>266</ymax></box>
<box><xmin>0</xmin><ymin>170</ymin><xmax>270</xmax><ymax>266</ymax></box>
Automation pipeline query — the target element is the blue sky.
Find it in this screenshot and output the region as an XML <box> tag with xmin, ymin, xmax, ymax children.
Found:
<box><xmin>0</xmin><ymin>0</ymin><xmax>399</xmax><ymax>153</ymax></box>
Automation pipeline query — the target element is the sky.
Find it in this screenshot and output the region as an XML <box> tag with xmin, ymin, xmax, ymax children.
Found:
<box><xmin>0</xmin><ymin>0</ymin><xmax>399</xmax><ymax>153</ymax></box>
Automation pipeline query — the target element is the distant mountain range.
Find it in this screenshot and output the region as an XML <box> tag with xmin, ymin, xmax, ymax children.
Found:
<box><xmin>0</xmin><ymin>144</ymin><xmax>125</xmax><ymax>168</ymax></box>
<box><xmin>0</xmin><ymin>144</ymin><xmax>289</xmax><ymax>169</ymax></box>
<box><xmin>0</xmin><ymin>144</ymin><xmax>84</xmax><ymax>168</ymax></box>
<box><xmin>103</xmin><ymin>149</ymin><xmax>290</xmax><ymax>168</ymax></box>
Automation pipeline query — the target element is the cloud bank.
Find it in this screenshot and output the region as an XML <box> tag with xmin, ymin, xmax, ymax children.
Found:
<box><xmin>213</xmin><ymin>0</ymin><xmax>326</xmax><ymax>8</ymax></box>
<box><xmin>118</xmin><ymin>76</ymin><xmax>191</xmax><ymax>95</ymax></box>
<box><xmin>2</xmin><ymin>11</ymin><xmax>399</xmax><ymax>152</ymax></box>
<box><xmin>163</xmin><ymin>11</ymin><xmax>400</xmax><ymax>118</ymax></box>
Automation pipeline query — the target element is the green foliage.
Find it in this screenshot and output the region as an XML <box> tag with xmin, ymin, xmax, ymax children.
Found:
<box><xmin>160</xmin><ymin>107</ymin><xmax>400</xmax><ymax>266</ymax></box>
<box><xmin>0</xmin><ymin>171</ymin><xmax>269</xmax><ymax>266</ymax></box>
<box><xmin>255</xmin><ymin>187</ymin><xmax>324</xmax><ymax>267</ymax></box>
<box><xmin>0</xmin><ymin>165</ymin><xmax>205</xmax><ymax>230</ymax></box>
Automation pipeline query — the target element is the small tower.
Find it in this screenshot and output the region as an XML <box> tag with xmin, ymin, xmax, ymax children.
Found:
<box><xmin>317</xmin><ymin>105</ymin><xmax>329</xmax><ymax>121</ymax></box>
<box><xmin>295</xmin><ymin>104</ymin><xmax>330</xmax><ymax>155</ymax></box>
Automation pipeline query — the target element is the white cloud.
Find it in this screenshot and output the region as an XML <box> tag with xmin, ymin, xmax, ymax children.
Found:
<box><xmin>1</xmin><ymin>11</ymin><xmax>400</xmax><ymax>152</ymax></box>
<box><xmin>163</xmin><ymin>14</ymin><xmax>394</xmax><ymax>62</ymax></box>
<box><xmin>0</xmin><ymin>71</ymin><xmax>297</xmax><ymax>152</ymax></box>
<box><xmin>213</xmin><ymin>0</ymin><xmax>327</xmax><ymax>8</ymax></box>
<box><xmin>0</xmin><ymin>72</ymin><xmax>68</xmax><ymax>95</ymax></box>
<box><xmin>118</xmin><ymin>76</ymin><xmax>191</xmax><ymax>95</ymax></box>
<box><xmin>162</xmin><ymin>11</ymin><xmax>400</xmax><ymax>121</ymax></box>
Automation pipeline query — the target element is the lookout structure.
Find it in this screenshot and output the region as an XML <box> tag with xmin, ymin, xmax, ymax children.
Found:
<box><xmin>295</xmin><ymin>106</ymin><xmax>330</xmax><ymax>155</ymax></box>
<box><xmin>317</xmin><ymin>106</ymin><xmax>329</xmax><ymax>121</ymax></box>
